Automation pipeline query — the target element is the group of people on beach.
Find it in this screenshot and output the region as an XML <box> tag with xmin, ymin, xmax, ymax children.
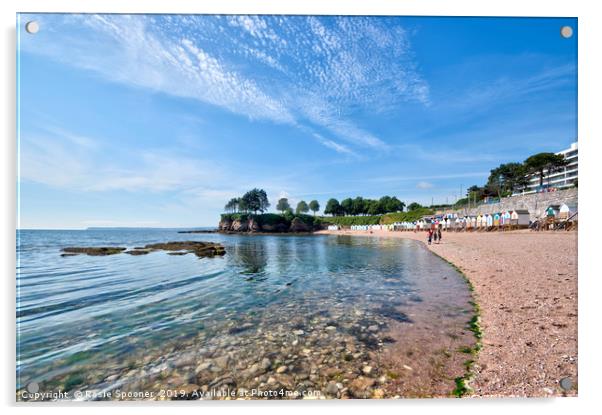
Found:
<box><xmin>427</xmin><ymin>224</ymin><xmax>443</xmax><ymax>245</ymax></box>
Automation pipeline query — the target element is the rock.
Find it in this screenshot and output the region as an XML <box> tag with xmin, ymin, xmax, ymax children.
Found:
<box><xmin>61</xmin><ymin>247</ymin><xmax>126</xmax><ymax>256</ymax></box>
<box><xmin>324</xmin><ymin>367</ymin><xmax>343</xmax><ymax>378</ymax></box>
<box><xmin>218</xmin><ymin>218</ymin><xmax>233</xmax><ymax>231</ymax></box>
<box><xmin>290</xmin><ymin>217</ymin><xmax>311</xmax><ymax>232</ymax></box>
<box><xmin>124</xmin><ymin>249</ymin><xmax>151</xmax><ymax>255</ymax></box>
<box><xmin>348</xmin><ymin>377</ymin><xmax>375</xmax><ymax>398</ymax></box>
<box><xmin>214</xmin><ymin>355</ymin><xmax>231</xmax><ymax>369</ymax></box>
<box><xmin>260</xmin><ymin>358</ymin><xmax>272</xmax><ymax>370</ymax></box>
<box><xmin>208</xmin><ymin>375</ymin><xmax>236</xmax><ymax>390</ymax></box>
<box><xmin>372</xmin><ymin>388</ymin><xmax>385</xmax><ymax>399</ymax></box>
<box><xmin>293</xmin><ymin>330</ymin><xmax>305</xmax><ymax>336</ymax></box>
<box><xmin>276</xmin><ymin>365</ymin><xmax>287</xmax><ymax>374</ymax></box>
<box><xmin>367</xmin><ymin>325</ymin><xmax>379</xmax><ymax>332</ymax></box>
<box><xmin>173</xmin><ymin>354</ymin><xmax>196</xmax><ymax>368</ymax></box>
<box><xmin>362</xmin><ymin>366</ymin><xmax>373</xmax><ymax>376</ymax></box>
<box><xmin>196</xmin><ymin>361</ymin><xmax>212</xmax><ymax>374</ymax></box>
<box><xmin>242</xmin><ymin>363</ymin><xmax>263</xmax><ymax>378</ymax></box>
<box><xmin>143</xmin><ymin>241</ymin><xmax>225</xmax><ymax>257</ymax></box>
<box><xmin>63</xmin><ymin>242</ymin><xmax>226</xmax><ymax>258</ymax></box>
<box><xmin>273</xmin><ymin>374</ymin><xmax>295</xmax><ymax>389</ymax></box>
<box><xmin>325</xmin><ymin>326</ymin><xmax>337</xmax><ymax>331</ymax></box>
<box><xmin>231</xmin><ymin>219</ymin><xmax>249</xmax><ymax>232</ymax></box>
<box><xmin>325</xmin><ymin>381</ymin><xmax>339</xmax><ymax>397</ymax></box>
<box><xmin>249</xmin><ymin>218</ymin><xmax>260</xmax><ymax>232</ymax></box>
<box><xmin>403</xmin><ymin>365</ymin><xmax>413</xmax><ymax>372</ymax></box>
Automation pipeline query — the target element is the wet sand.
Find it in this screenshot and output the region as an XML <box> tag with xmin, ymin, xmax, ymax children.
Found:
<box><xmin>317</xmin><ymin>229</ymin><xmax>578</xmax><ymax>397</ymax></box>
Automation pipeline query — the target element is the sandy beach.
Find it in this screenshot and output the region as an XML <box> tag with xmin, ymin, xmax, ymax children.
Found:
<box><xmin>317</xmin><ymin>229</ymin><xmax>578</xmax><ymax>397</ymax></box>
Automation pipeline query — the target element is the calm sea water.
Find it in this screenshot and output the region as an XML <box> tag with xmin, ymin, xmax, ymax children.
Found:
<box><xmin>16</xmin><ymin>229</ymin><xmax>473</xmax><ymax>399</ymax></box>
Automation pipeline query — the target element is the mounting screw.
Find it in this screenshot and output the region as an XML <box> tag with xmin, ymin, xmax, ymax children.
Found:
<box><xmin>25</xmin><ymin>21</ymin><xmax>39</xmax><ymax>34</ymax></box>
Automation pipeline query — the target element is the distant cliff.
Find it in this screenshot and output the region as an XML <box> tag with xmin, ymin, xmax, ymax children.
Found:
<box><xmin>219</xmin><ymin>213</ymin><xmax>324</xmax><ymax>233</ymax></box>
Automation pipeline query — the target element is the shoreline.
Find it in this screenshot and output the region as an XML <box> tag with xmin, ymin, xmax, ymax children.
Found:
<box><xmin>316</xmin><ymin>229</ymin><xmax>578</xmax><ymax>397</ymax></box>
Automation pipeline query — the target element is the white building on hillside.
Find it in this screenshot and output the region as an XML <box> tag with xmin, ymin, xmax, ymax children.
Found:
<box><xmin>517</xmin><ymin>141</ymin><xmax>578</xmax><ymax>194</ymax></box>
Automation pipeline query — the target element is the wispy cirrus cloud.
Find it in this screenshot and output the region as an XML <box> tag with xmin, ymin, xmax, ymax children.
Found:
<box><xmin>311</xmin><ymin>133</ymin><xmax>356</xmax><ymax>156</ymax></box>
<box><xmin>20</xmin><ymin>125</ymin><xmax>224</xmax><ymax>193</ymax></box>
<box><xmin>20</xmin><ymin>14</ymin><xmax>429</xmax><ymax>154</ymax></box>
<box><xmin>444</xmin><ymin>62</ymin><xmax>576</xmax><ymax>112</ymax></box>
<box><xmin>20</xmin><ymin>124</ymin><xmax>316</xmax><ymax>218</ymax></box>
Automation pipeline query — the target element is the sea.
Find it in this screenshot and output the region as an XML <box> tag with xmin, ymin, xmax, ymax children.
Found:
<box><xmin>16</xmin><ymin>229</ymin><xmax>475</xmax><ymax>399</ymax></box>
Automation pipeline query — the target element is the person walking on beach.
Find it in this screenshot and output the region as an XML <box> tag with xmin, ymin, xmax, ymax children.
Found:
<box><xmin>427</xmin><ymin>228</ymin><xmax>433</xmax><ymax>245</ymax></box>
<box><xmin>437</xmin><ymin>224</ymin><xmax>442</xmax><ymax>244</ymax></box>
<box><xmin>433</xmin><ymin>227</ymin><xmax>439</xmax><ymax>244</ymax></box>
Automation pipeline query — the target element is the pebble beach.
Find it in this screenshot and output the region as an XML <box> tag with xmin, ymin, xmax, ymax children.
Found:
<box><xmin>317</xmin><ymin>229</ymin><xmax>578</xmax><ymax>397</ymax></box>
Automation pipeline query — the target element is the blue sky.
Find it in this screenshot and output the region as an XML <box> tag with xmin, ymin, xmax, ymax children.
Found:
<box><xmin>17</xmin><ymin>14</ymin><xmax>577</xmax><ymax>228</ymax></box>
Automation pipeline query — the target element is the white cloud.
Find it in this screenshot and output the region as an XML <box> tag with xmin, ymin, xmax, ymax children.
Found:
<box><xmin>19</xmin><ymin>127</ymin><xmax>223</xmax><ymax>193</ymax></box>
<box><xmin>20</xmin><ymin>14</ymin><xmax>430</xmax><ymax>154</ymax></box>
<box><xmin>311</xmin><ymin>133</ymin><xmax>356</xmax><ymax>156</ymax></box>
<box><xmin>416</xmin><ymin>181</ymin><xmax>434</xmax><ymax>189</ymax></box>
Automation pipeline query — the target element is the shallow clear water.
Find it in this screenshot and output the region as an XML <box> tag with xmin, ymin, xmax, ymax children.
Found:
<box><xmin>17</xmin><ymin>229</ymin><xmax>474</xmax><ymax>399</ymax></box>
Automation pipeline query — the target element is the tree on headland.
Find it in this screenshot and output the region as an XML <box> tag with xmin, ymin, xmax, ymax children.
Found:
<box><xmin>242</xmin><ymin>188</ymin><xmax>270</xmax><ymax>214</ymax></box>
<box><xmin>324</xmin><ymin>198</ymin><xmax>343</xmax><ymax>216</ymax></box>
<box><xmin>276</xmin><ymin>198</ymin><xmax>291</xmax><ymax>214</ymax></box>
<box><xmin>238</xmin><ymin>198</ymin><xmax>249</xmax><ymax>213</ymax></box>
<box><xmin>296</xmin><ymin>200</ymin><xmax>309</xmax><ymax>215</ymax></box>
<box><xmin>407</xmin><ymin>202</ymin><xmax>422</xmax><ymax>211</ymax></box>
<box><xmin>524</xmin><ymin>153</ymin><xmax>568</xmax><ymax>188</ymax></box>
<box><xmin>309</xmin><ymin>200</ymin><xmax>320</xmax><ymax>216</ymax></box>
<box><xmin>224</xmin><ymin>198</ymin><xmax>239</xmax><ymax>213</ymax></box>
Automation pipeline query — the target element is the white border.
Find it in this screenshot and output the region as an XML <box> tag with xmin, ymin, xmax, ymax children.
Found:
<box><xmin>2</xmin><ymin>1</ymin><xmax>601</xmax><ymax>414</ymax></box>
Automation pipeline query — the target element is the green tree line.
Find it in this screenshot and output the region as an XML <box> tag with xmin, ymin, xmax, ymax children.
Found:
<box><xmin>463</xmin><ymin>151</ymin><xmax>570</xmax><ymax>204</ymax></box>
<box><xmin>323</xmin><ymin>196</ymin><xmax>406</xmax><ymax>216</ymax></box>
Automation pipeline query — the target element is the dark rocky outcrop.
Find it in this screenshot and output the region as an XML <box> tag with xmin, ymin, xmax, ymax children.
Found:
<box><xmin>289</xmin><ymin>217</ymin><xmax>311</xmax><ymax>232</ymax></box>
<box><xmin>61</xmin><ymin>241</ymin><xmax>225</xmax><ymax>258</ymax></box>
<box><xmin>137</xmin><ymin>241</ymin><xmax>225</xmax><ymax>257</ymax></box>
<box><xmin>218</xmin><ymin>213</ymin><xmax>323</xmax><ymax>234</ymax></box>
<box><xmin>231</xmin><ymin>219</ymin><xmax>249</xmax><ymax>232</ymax></box>
<box><xmin>61</xmin><ymin>247</ymin><xmax>126</xmax><ymax>256</ymax></box>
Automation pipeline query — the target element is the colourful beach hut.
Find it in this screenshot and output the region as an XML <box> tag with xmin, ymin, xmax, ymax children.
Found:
<box><xmin>493</xmin><ymin>213</ymin><xmax>500</xmax><ymax>227</ymax></box>
<box><xmin>486</xmin><ymin>214</ymin><xmax>493</xmax><ymax>228</ymax></box>
<box><xmin>545</xmin><ymin>205</ymin><xmax>560</xmax><ymax>218</ymax></box>
<box><xmin>476</xmin><ymin>214</ymin><xmax>484</xmax><ymax>229</ymax></box>
<box><xmin>510</xmin><ymin>209</ymin><xmax>530</xmax><ymax>226</ymax></box>
<box><xmin>500</xmin><ymin>211</ymin><xmax>511</xmax><ymax>227</ymax></box>
<box><xmin>471</xmin><ymin>216</ymin><xmax>477</xmax><ymax>229</ymax></box>
<box><xmin>557</xmin><ymin>203</ymin><xmax>577</xmax><ymax>221</ymax></box>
